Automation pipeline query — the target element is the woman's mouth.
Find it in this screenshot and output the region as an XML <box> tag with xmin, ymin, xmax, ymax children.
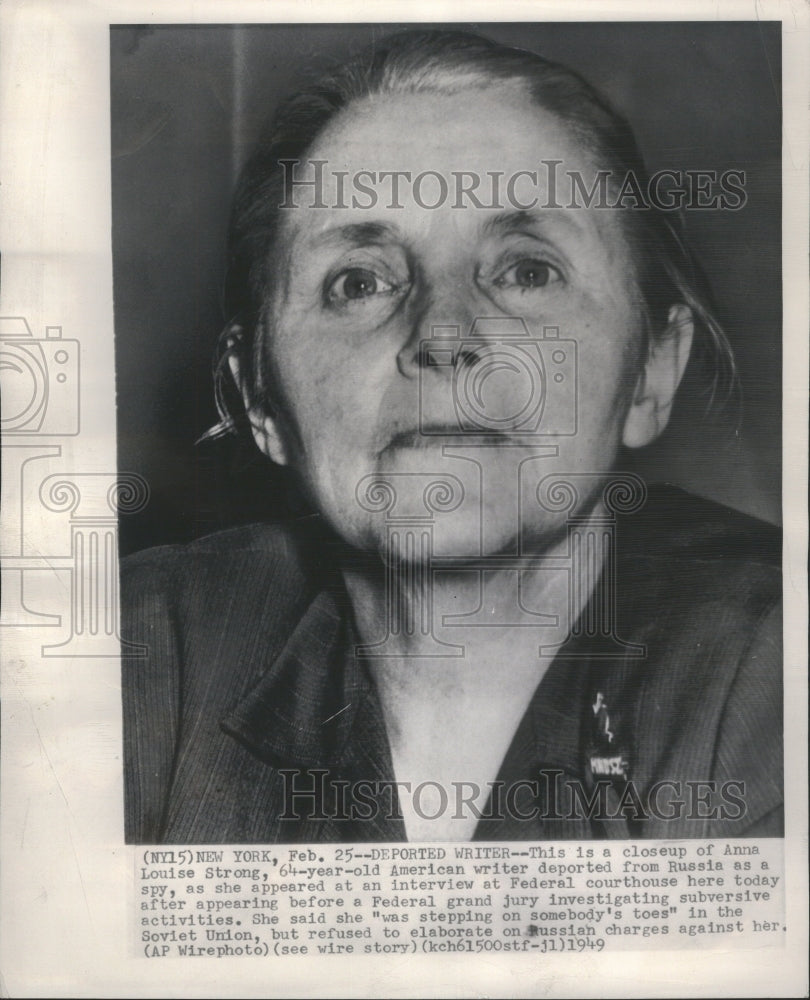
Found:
<box><xmin>380</xmin><ymin>424</ymin><xmax>532</xmax><ymax>455</ymax></box>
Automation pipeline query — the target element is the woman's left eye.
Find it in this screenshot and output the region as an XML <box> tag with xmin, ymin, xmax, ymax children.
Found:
<box><xmin>326</xmin><ymin>267</ymin><xmax>398</xmax><ymax>303</ymax></box>
<box><xmin>494</xmin><ymin>259</ymin><xmax>561</xmax><ymax>290</ymax></box>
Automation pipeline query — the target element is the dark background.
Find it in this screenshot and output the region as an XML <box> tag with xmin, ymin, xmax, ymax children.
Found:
<box><xmin>111</xmin><ymin>22</ymin><xmax>781</xmax><ymax>556</ymax></box>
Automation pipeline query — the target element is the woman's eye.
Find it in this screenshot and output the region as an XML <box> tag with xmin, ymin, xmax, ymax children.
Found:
<box><xmin>326</xmin><ymin>267</ymin><xmax>397</xmax><ymax>303</ymax></box>
<box><xmin>495</xmin><ymin>259</ymin><xmax>560</xmax><ymax>290</ymax></box>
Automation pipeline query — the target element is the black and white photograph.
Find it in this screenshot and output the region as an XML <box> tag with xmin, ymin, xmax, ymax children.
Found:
<box><xmin>115</xmin><ymin>22</ymin><xmax>783</xmax><ymax>844</ymax></box>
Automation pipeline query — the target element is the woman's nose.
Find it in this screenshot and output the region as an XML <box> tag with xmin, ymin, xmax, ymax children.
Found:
<box><xmin>395</xmin><ymin>280</ymin><xmax>482</xmax><ymax>379</ymax></box>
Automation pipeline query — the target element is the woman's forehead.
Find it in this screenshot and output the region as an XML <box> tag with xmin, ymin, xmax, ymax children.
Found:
<box><xmin>301</xmin><ymin>86</ymin><xmax>596</xmax><ymax>196</ymax></box>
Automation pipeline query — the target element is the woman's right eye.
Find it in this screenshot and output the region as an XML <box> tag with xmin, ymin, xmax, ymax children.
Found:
<box><xmin>325</xmin><ymin>267</ymin><xmax>399</xmax><ymax>305</ymax></box>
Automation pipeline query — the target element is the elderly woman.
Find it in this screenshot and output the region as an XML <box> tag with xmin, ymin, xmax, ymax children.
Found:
<box><xmin>122</xmin><ymin>29</ymin><xmax>781</xmax><ymax>843</ymax></box>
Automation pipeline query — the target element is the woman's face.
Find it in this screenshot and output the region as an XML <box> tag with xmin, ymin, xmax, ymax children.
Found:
<box><xmin>247</xmin><ymin>86</ymin><xmax>687</xmax><ymax>558</ymax></box>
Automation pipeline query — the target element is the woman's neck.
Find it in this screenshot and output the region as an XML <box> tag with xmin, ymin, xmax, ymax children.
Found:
<box><xmin>339</xmin><ymin>508</ymin><xmax>608</xmax><ymax>839</ymax></box>
<box><xmin>340</xmin><ymin>503</ymin><xmax>607</xmax><ymax>671</ymax></box>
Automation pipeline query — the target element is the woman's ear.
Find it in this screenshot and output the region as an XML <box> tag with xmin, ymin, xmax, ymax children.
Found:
<box><xmin>622</xmin><ymin>303</ymin><xmax>694</xmax><ymax>449</ymax></box>
<box><xmin>227</xmin><ymin>348</ymin><xmax>290</xmax><ymax>467</ymax></box>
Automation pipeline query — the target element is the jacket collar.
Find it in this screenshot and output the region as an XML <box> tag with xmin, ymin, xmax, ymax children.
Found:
<box><xmin>220</xmin><ymin>577</ymin><xmax>590</xmax><ymax>781</ymax></box>
<box><xmin>221</xmin><ymin>586</ymin><xmax>370</xmax><ymax>768</ymax></box>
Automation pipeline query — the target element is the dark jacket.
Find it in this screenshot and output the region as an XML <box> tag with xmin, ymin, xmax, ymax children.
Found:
<box><xmin>121</xmin><ymin>485</ymin><xmax>782</xmax><ymax>843</ymax></box>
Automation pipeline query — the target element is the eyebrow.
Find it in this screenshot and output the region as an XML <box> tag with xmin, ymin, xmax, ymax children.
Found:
<box><xmin>297</xmin><ymin>209</ymin><xmax>585</xmax><ymax>258</ymax></box>
<box><xmin>306</xmin><ymin>221</ymin><xmax>402</xmax><ymax>251</ymax></box>
<box><xmin>482</xmin><ymin>208</ymin><xmax>585</xmax><ymax>238</ymax></box>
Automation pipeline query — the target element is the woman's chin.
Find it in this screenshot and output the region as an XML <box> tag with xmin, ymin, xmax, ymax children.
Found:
<box><xmin>355</xmin><ymin>517</ymin><xmax>524</xmax><ymax>566</ymax></box>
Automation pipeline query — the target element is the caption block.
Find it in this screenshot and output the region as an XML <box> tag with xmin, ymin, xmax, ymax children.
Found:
<box><xmin>135</xmin><ymin>839</ymin><xmax>784</xmax><ymax>958</ymax></box>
